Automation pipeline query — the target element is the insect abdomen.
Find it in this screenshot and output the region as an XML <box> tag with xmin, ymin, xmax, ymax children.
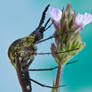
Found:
<box><xmin>16</xmin><ymin>59</ymin><xmax>32</xmax><ymax>92</ymax></box>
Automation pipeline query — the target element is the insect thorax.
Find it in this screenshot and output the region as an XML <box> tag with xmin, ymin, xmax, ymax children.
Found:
<box><xmin>8</xmin><ymin>35</ymin><xmax>37</xmax><ymax>68</ymax></box>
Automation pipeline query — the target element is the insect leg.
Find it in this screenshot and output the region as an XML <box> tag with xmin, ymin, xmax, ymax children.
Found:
<box><xmin>28</xmin><ymin>66</ymin><xmax>58</xmax><ymax>71</ymax></box>
<box><xmin>28</xmin><ymin>59</ymin><xmax>79</xmax><ymax>71</ymax></box>
<box><xmin>37</xmin><ymin>34</ymin><xmax>54</xmax><ymax>44</ymax></box>
<box><xmin>31</xmin><ymin>47</ymin><xmax>80</xmax><ymax>55</ymax></box>
<box><xmin>66</xmin><ymin>59</ymin><xmax>79</xmax><ymax>65</ymax></box>
<box><xmin>29</xmin><ymin>78</ymin><xmax>66</xmax><ymax>88</ymax></box>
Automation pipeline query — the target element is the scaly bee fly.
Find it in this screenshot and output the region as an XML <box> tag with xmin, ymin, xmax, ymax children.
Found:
<box><xmin>8</xmin><ymin>4</ymin><xmax>79</xmax><ymax>92</ymax></box>
<box><xmin>8</xmin><ymin>4</ymin><xmax>62</xmax><ymax>92</ymax></box>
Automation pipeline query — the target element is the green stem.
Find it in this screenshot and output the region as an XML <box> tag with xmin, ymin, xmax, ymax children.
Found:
<box><xmin>55</xmin><ymin>64</ymin><xmax>63</xmax><ymax>92</ymax></box>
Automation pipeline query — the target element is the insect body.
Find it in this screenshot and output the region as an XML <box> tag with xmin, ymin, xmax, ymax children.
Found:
<box><xmin>8</xmin><ymin>4</ymin><xmax>80</xmax><ymax>92</ymax></box>
<box><xmin>8</xmin><ymin>35</ymin><xmax>36</xmax><ymax>68</ymax></box>
<box><xmin>8</xmin><ymin>4</ymin><xmax>51</xmax><ymax>69</ymax></box>
<box><xmin>8</xmin><ymin>5</ymin><xmax>54</xmax><ymax>92</ymax></box>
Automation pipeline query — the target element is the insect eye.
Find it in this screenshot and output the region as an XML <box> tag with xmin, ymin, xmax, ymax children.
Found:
<box><xmin>33</xmin><ymin>30</ymin><xmax>43</xmax><ymax>41</ymax></box>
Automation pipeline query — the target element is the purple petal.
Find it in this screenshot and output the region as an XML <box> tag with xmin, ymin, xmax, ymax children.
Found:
<box><xmin>82</xmin><ymin>13</ymin><xmax>92</xmax><ymax>26</ymax></box>
<box><xmin>75</xmin><ymin>12</ymin><xmax>92</xmax><ymax>28</ymax></box>
<box><xmin>49</xmin><ymin>7</ymin><xmax>62</xmax><ymax>25</ymax></box>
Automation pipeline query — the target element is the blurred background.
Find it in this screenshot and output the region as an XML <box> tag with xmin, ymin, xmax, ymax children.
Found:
<box><xmin>0</xmin><ymin>0</ymin><xmax>92</xmax><ymax>92</ymax></box>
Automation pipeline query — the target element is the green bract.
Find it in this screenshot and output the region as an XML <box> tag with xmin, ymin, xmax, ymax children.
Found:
<box><xmin>50</xmin><ymin>3</ymin><xmax>85</xmax><ymax>66</ymax></box>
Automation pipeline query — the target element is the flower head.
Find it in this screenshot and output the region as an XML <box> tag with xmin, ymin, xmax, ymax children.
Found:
<box><xmin>49</xmin><ymin>3</ymin><xmax>90</xmax><ymax>65</ymax></box>
<box><xmin>49</xmin><ymin>6</ymin><xmax>92</xmax><ymax>32</ymax></box>
<box><xmin>49</xmin><ymin>7</ymin><xmax>62</xmax><ymax>26</ymax></box>
<box><xmin>75</xmin><ymin>13</ymin><xmax>92</xmax><ymax>29</ymax></box>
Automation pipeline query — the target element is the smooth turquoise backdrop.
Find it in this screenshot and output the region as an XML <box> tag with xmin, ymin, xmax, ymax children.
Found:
<box><xmin>0</xmin><ymin>0</ymin><xmax>92</xmax><ymax>92</ymax></box>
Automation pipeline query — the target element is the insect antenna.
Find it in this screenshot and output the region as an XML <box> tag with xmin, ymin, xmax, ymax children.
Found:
<box><xmin>37</xmin><ymin>4</ymin><xmax>50</xmax><ymax>29</ymax></box>
<box><xmin>31</xmin><ymin>4</ymin><xmax>52</xmax><ymax>42</ymax></box>
<box><xmin>44</xmin><ymin>22</ymin><xmax>53</xmax><ymax>31</ymax></box>
<box><xmin>36</xmin><ymin>4</ymin><xmax>53</xmax><ymax>34</ymax></box>
<box><xmin>44</xmin><ymin>18</ymin><xmax>50</xmax><ymax>26</ymax></box>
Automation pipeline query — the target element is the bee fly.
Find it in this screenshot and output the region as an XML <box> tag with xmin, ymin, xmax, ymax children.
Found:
<box><xmin>8</xmin><ymin>4</ymin><xmax>63</xmax><ymax>92</ymax></box>
<box><xmin>8</xmin><ymin>4</ymin><xmax>79</xmax><ymax>92</ymax></box>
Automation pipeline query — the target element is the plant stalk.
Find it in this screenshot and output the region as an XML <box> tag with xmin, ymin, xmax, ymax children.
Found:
<box><xmin>55</xmin><ymin>63</ymin><xmax>63</xmax><ymax>92</ymax></box>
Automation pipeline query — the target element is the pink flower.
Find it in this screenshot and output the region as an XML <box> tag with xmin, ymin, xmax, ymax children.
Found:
<box><xmin>49</xmin><ymin>7</ymin><xmax>62</xmax><ymax>26</ymax></box>
<box><xmin>75</xmin><ymin>13</ymin><xmax>92</xmax><ymax>29</ymax></box>
<box><xmin>49</xmin><ymin>6</ymin><xmax>92</xmax><ymax>31</ymax></box>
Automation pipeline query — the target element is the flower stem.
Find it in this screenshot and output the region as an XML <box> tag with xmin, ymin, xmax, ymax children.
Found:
<box><xmin>55</xmin><ymin>64</ymin><xmax>63</xmax><ymax>92</ymax></box>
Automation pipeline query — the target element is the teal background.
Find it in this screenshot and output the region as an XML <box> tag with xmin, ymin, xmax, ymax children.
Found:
<box><xmin>0</xmin><ymin>0</ymin><xmax>92</xmax><ymax>92</ymax></box>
